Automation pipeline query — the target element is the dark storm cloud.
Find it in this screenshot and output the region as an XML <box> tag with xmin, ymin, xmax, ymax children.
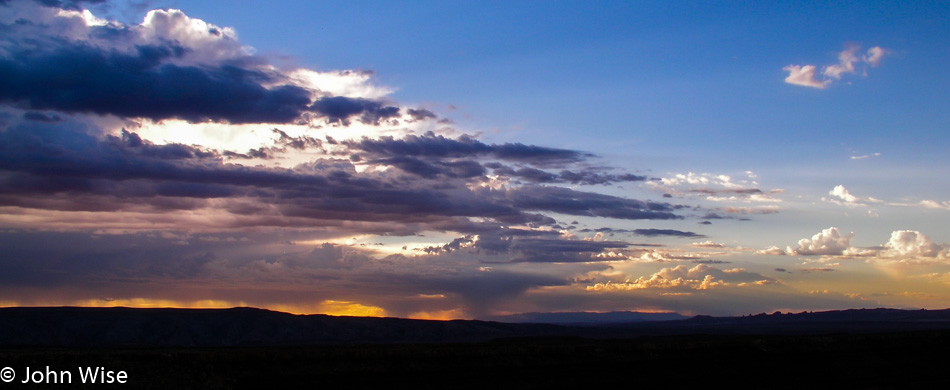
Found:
<box><xmin>223</xmin><ymin>147</ymin><xmax>271</xmax><ymax>160</ymax></box>
<box><xmin>508</xmin><ymin>238</ymin><xmax>629</xmax><ymax>263</ymax></box>
<box><xmin>0</xmin><ymin>123</ymin><xmax>326</xmax><ymax>196</ymax></box>
<box><xmin>557</xmin><ymin>170</ymin><xmax>647</xmax><ymax>185</ymax></box>
<box><xmin>632</xmin><ymin>229</ymin><xmax>705</xmax><ymax>238</ymax></box>
<box><xmin>0</xmin><ymin>230</ymin><xmax>222</xmax><ymax>287</ymax></box>
<box><xmin>0</xmin><ymin>7</ymin><xmax>408</xmax><ymax>126</ymax></box>
<box><xmin>488</xmin><ymin>165</ymin><xmax>646</xmax><ymax>186</ymax></box>
<box><xmin>1</xmin><ymin>116</ymin><xmax>686</xmax><ymax>230</ymax></box>
<box><xmin>502</xmin><ymin>167</ymin><xmax>559</xmax><ymax>183</ymax></box>
<box><xmin>422</xmin><ymin>227</ymin><xmax>630</xmax><ymax>264</ymax></box>
<box><xmin>368</xmin><ymin>156</ymin><xmax>485</xmax><ymax>179</ymax></box>
<box><xmin>22</xmin><ymin>111</ymin><xmax>62</xmax><ymax>122</ymax></box>
<box><xmin>504</xmin><ymin>186</ymin><xmax>681</xmax><ymax>220</ymax></box>
<box><xmin>272</xmin><ymin>128</ymin><xmax>322</xmax><ymax>150</ymax></box>
<box><xmin>345</xmin><ymin>132</ymin><xmax>588</xmax><ymax>165</ymax></box>
<box><xmin>30</xmin><ymin>0</ymin><xmax>106</xmax><ymax>10</ymax></box>
<box><xmin>0</xmin><ymin>1</ymin><xmax>688</xmax><ymax>236</ymax></box>
<box><xmin>406</xmin><ymin>108</ymin><xmax>437</xmax><ymax>121</ymax></box>
<box><xmin>308</xmin><ymin>96</ymin><xmax>400</xmax><ymax>126</ymax></box>
<box><xmin>484</xmin><ymin>165</ymin><xmax>646</xmax><ymax>186</ymax></box>
<box><xmin>392</xmin><ymin>271</ymin><xmax>568</xmax><ymax>317</ymax></box>
<box><xmin>0</xmin><ymin>42</ymin><xmax>316</xmax><ymax>124</ymax></box>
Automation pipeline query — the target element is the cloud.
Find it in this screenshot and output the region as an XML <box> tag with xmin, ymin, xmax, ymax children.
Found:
<box><xmin>756</xmin><ymin>246</ymin><xmax>786</xmax><ymax>256</ymax></box>
<box><xmin>0</xmin><ymin>117</ymin><xmax>685</xmax><ymax>235</ymax></box>
<box><xmin>786</xmin><ymin>227</ymin><xmax>854</xmax><ymax>256</ymax></box>
<box><xmin>784</xmin><ymin>44</ymin><xmax>890</xmax><ymax>89</ymax></box>
<box><xmin>822</xmin><ymin>45</ymin><xmax>860</xmax><ymax>79</ymax></box>
<box><xmin>877</xmin><ymin>230</ymin><xmax>947</xmax><ymax>261</ymax></box>
<box><xmin>691</xmin><ymin>241</ymin><xmax>726</xmax><ymax>248</ymax></box>
<box><xmin>864</xmin><ymin>46</ymin><xmax>888</xmax><ymax>67</ymax></box>
<box><xmin>722</xmin><ymin>206</ymin><xmax>780</xmax><ymax>214</ymax></box>
<box><xmin>765</xmin><ymin>228</ymin><xmax>948</xmax><ymax>263</ymax></box>
<box><xmin>419</xmin><ymin>228</ymin><xmax>635</xmax><ymax>264</ymax></box>
<box><xmin>919</xmin><ymin>200</ymin><xmax>950</xmax><ymax>211</ymax></box>
<box><xmin>822</xmin><ymin>185</ymin><xmax>883</xmax><ymax>207</ymax></box>
<box><xmin>345</xmin><ymin>132</ymin><xmax>589</xmax><ymax>166</ymax></box>
<box><xmin>586</xmin><ymin>264</ymin><xmax>775</xmax><ymax>291</ymax></box>
<box><xmin>783</xmin><ymin>65</ymin><xmax>829</xmax><ymax>89</ymax></box>
<box><xmin>0</xmin><ymin>1</ymin><xmax>825</xmax><ymax>318</ymax></box>
<box><xmin>503</xmin><ymin>186</ymin><xmax>682</xmax><ymax>221</ymax></box>
<box><xmin>309</xmin><ymin>96</ymin><xmax>401</xmax><ymax>126</ymax></box>
<box><xmin>850</xmin><ymin>152</ymin><xmax>880</xmax><ymax>160</ymax></box>
<box><xmin>632</xmin><ymin>229</ymin><xmax>704</xmax><ymax>238</ymax></box>
<box><xmin>649</xmin><ymin>171</ymin><xmax>782</xmax><ymax>204</ymax></box>
<box><xmin>821</xmin><ymin>186</ymin><xmax>950</xmax><ymax>212</ymax></box>
<box><xmin>22</xmin><ymin>111</ymin><xmax>63</xmax><ymax>122</ymax></box>
<box><xmin>0</xmin><ymin>3</ymin><xmax>416</xmax><ymax>126</ymax></box>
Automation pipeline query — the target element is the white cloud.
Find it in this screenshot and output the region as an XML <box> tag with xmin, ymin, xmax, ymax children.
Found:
<box><xmin>864</xmin><ymin>46</ymin><xmax>888</xmax><ymax>67</ymax></box>
<box><xmin>787</xmin><ymin>227</ymin><xmax>854</xmax><ymax>256</ymax></box>
<box><xmin>784</xmin><ymin>44</ymin><xmax>890</xmax><ymax>89</ymax></box>
<box><xmin>829</xmin><ymin>185</ymin><xmax>858</xmax><ymax>203</ymax></box>
<box><xmin>765</xmin><ymin>228</ymin><xmax>948</xmax><ymax>263</ymax></box>
<box><xmin>627</xmin><ymin>248</ymin><xmax>720</xmax><ymax>263</ymax></box>
<box><xmin>756</xmin><ymin>246</ymin><xmax>786</xmax><ymax>256</ymax></box>
<box><xmin>879</xmin><ymin>230</ymin><xmax>946</xmax><ymax>260</ymax></box>
<box><xmin>851</xmin><ymin>152</ymin><xmax>880</xmax><ymax>160</ymax></box>
<box><xmin>783</xmin><ymin>65</ymin><xmax>829</xmax><ymax>89</ymax></box>
<box><xmin>822</xmin><ymin>185</ymin><xmax>882</xmax><ymax>207</ymax></box>
<box><xmin>822</xmin><ymin>45</ymin><xmax>860</xmax><ymax>79</ymax></box>
<box><xmin>648</xmin><ymin>172</ymin><xmax>783</xmax><ymax>204</ymax></box>
<box><xmin>138</xmin><ymin>9</ymin><xmax>250</xmax><ymax>65</ymax></box>
<box><xmin>691</xmin><ymin>241</ymin><xmax>726</xmax><ymax>248</ymax></box>
<box><xmin>919</xmin><ymin>200</ymin><xmax>950</xmax><ymax>211</ymax></box>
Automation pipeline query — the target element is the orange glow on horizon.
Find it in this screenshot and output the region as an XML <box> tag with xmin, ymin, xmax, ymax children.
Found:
<box><xmin>0</xmin><ymin>298</ymin><xmax>388</xmax><ymax>318</ymax></box>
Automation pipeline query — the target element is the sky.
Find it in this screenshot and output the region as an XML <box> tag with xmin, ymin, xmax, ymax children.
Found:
<box><xmin>0</xmin><ymin>0</ymin><xmax>948</xmax><ymax>319</ymax></box>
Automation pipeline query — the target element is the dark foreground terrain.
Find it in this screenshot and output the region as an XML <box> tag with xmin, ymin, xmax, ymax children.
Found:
<box><xmin>2</xmin><ymin>307</ymin><xmax>950</xmax><ymax>388</ymax></box>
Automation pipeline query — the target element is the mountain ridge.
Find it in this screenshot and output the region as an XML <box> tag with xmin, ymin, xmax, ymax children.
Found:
<box><xmin>3</xmin><ymin>306</ymin><xmax>950</xmax><ymax>347</ymax></box>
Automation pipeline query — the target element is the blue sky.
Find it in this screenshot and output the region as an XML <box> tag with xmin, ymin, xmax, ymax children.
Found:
<box><xmin>0</xmin><ymin>0</ymin><xmax>948</xmax><ymax>318</ymax></box>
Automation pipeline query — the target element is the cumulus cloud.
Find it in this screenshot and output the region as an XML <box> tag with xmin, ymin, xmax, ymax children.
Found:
<box><xmin>822</xmin><ymin>185</ymin><xmax>882</xmax><ymax>207</ymax></box>
<box><xmin>784</xmin><ymin>44</ymin><xmax>890</xmax><ymax>89</ymax></box>
<box><xmin>756</xmin><ymin>246</ymin><xmax>786</xmax><ymax>256</ymax></box>
<box><xmin>586</xmin><ymin>264</ymin><xmax>775</xmax><ymax>291</ymax></box>
<box><xmin>786</xmin><ymin>227</ymin><xmax>854</xmax><ymax>256</ymax></box>
<box><xmin>877</xmin><ymin>230</ymin><xmax>948</xmax><ymax>261</ymax></box>
<box><xmin>763</xmin><ymin>228</ymin><xmax>949</xmax><ymax>264</ymax></box>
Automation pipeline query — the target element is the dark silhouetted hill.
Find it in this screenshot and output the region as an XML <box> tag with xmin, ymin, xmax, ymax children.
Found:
<box><xmin>3</xmin><ymin>306</ymin><xmax>950</xmax><ymax>347</ymax></box>
<box><xmin>484</xmin><ymin>310</ymin><xmax>687</xmax><ymax>324</ymax></box>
